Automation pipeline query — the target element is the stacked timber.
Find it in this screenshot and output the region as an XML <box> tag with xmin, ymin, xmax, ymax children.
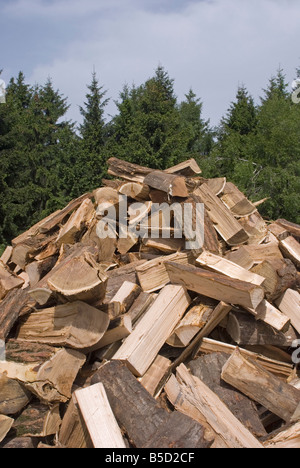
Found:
<box><xmin>0</xmin><ymin>156</ymin><xmax>300</xmax><ymax>449</ymax></box>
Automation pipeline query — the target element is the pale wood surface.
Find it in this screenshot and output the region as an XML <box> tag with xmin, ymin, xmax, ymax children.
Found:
<box><xmin>275</xmin><ymin>289</ymin><xmax>300</xmax><ymax>333</ymax></box>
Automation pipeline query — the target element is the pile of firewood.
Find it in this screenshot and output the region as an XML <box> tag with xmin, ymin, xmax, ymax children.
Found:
<box><xmin>0</xmin><ymin>157</ymin><xmax>300</xmax><ymax>448</ymax></box>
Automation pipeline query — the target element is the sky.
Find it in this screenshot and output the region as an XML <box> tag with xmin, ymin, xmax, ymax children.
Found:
<box><xmin>1</xmin><ymin>0</ymin><xmax>300</xmax><ymax>127</ymax></box>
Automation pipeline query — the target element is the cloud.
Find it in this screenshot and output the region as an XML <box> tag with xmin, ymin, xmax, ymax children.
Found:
<box><xmin>3</xmin><ymin>0</ymin><xmax>300</xmax><ymax>126</ymax></box>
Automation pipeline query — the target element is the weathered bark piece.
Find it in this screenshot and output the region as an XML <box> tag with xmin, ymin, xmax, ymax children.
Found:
<box><xmin>197</xmin><ymin>338</ymin><xmax>293</xmax><ymax>379</ymax></box>
<box><xmin>118</xmin><ymin>182</ymin><xmax>150</xmax><ymax>201</ymax></box>
<box><xmin>196</xmin><ymin>251</ymin><xmax>266</xmax><ymax>286</ymax></box>
<box><xmin>251</xmin><ymin>258</ymin><xmax>297</xmax><ymax>301</ymax></box>
<box><xmin>226</xmin><ymin>310</ymin><xmax>297</xmax><ymax>346</ymax></box>
<box><xmin>106</xmin><ymin>281</ymin><xmax>141</xmax><ymax>319</ymax></box>
<box><xmin>246</xmin><ymin>299</ymin><xmax>290</xmax><ymax>332</ymax></box>
<box><xmin>16</xmin><ymin>301</ymin><xmax>110</xmax><ymax>350</ymax></box>
<box><xmin>220</xmin><ymin>182</ymin><xmax>257</xmax><ymax>217</ymax></box>
<box><xmin>136</xmin><ymin>252</ymin><xmax>192</xmax><ymax>293</ymax></box>
<box><xmin>221</xmin><ymin>348</ymin><xmax>300</xmax><ymax>423</ymax></box>
<box><xmin>143</xmin><ymin>171</ymin><xmax>189</xmax><ymax>198</ymax></box>
<box><xmin>107</xmin><ymin>157</ymin><xmax>152</xmax><ymax>183</ymax></box>
<box><xmin>167</xmin><ymin>300</ymin><xmax>216</xmax><ymax>348</ymax></box>
<box><xmin>139</xmin><ymin>355</ymin><xmax>171</xmax><ymax>397</ymax></box>
<box><xmin>166</xmin><ymin>262</ymin><xmax>265</xmax><ymax>310</ymax></box>
<box><xmin>194</xmin><ymin>184</ymin><xmax>249</xmax><ymax>246</ymax></box>
<box><xmin>280</xmin><ymin>236</ymin><xmax>300</xmax><ymax>268</ymax></box>
<box><xmin>188</xmin><ymin>353</ymin><xmax>267</xmax><ymax>438</ymax></box>
<box><xmin>91</xmin><ymin>360</ymin><xmax>209</xmax><ymax>448</ymax></box>
<box><xmin>0</xmin><ymin>261</ymin><xmax>24</xmax><ymax>300</ymax></box>
<box><xmin>74</xmin><ymin>383</ymin><xmax>126</xmax><ymax>448</ymax></box>
<box><xmin>0</xmin><ymin>348</ymin><xmax>86</xmax><ymax>404</ymax></box>
<box><xmin>168</xmin><ymin>364</ymin><xmax>264</xmax><ymax>448</ymax></box>
<box><xmin>0</xmin><ymin>289</ymin><xmax>35</xmax><ymax>340</ymax></box>
<box><xmin>56</xmin><ymin>198</ymin><xmax>95</xmax><ymax>247</ymax></box>
<box><xmin>0</xmin><ymin>437</ymin><xmax>36</xmax><ymax>448</ymax></box>
<box><xmin>0</xmin><ymin>415</ymin><xmax>14</xmax><ymax>443</ymax></box>
<box><xmin>275</xmin><ymin>289</ymin><xmax>300</xmax><ymax>334</ymax></box>
<box><xmin>264</xmin><ymin>421</ymin><xmax>300</xmax><ymax>448</ymax></box>
<box><xmin>113</xmin><ymin>285</ymin><xmax>191</xmax><ymax>377</ymax></box>
<box><xmin>59</xmin><ymin>397</ymin><xmax>93</xmax><ymax>448</ymax></box>
<box><xmin>276</xmin><ymin>219</ymin><xmax>300</xmax><ymax>238</ymax></box>
<box><xmin>13</xmin><ymin>402</ymin><xmax>61</xmax><ymax>438</ymax></box>
<box><xmin>47</xmin><ymin>254</ymin><xmax>108</xmax><ymax>304</ymax></box>
<box><xmin>0</xmin><ymin>373</ymin><xmax>32</xmax><ymax>415</ymax></box>
<box><xmin>164</xmin><ymin>158</ymin><xmax>202</xmax><ymax>177</ymax></box>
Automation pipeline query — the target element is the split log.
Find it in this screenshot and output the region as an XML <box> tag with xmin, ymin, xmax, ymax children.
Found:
<box><xmin>139</xmin><ymin>355</ymin><xmax>171</xmax><ymax>397</ymax></box>
<box><xmin>226</xmin><ymin>310</ymin><xmax>297</xmax><ymax>346</ymax></box>
<box><xmin>107</xmin><ymin>157</ymin><xmax>152</xmax><ymax>183</ymax></box>
<box><xmin>0</xmin><ymin>373</ymin><xmax>32</xmax><ymax>415</ymax></box>
<box><xmin>74</xmin><ymin>383</ymin><xmax>126</xmax><ymax>448</ymax></box>
<box><xmin>136</xmin><ymin>252</ymin><xmax>193</xmax><ymax>293</ymax></box>
<box><xmin>13</xmin><ymin>401</ymin><xmax>61</xmax><ymax>438</ymax></box>
<box><xmin>280</xmin><ymin>236</ymin><xmax>300</xmax><ymax>268</ymax></box>
<box><xmin>188</xmin><ymin>353</ymin><xmax>267</xmax><ymax>438</ymax></box>
<box><xmin>275</xmin><ymin>289</ymin><xmax>300</xmax><ymax>334</ymax></box>
<box><xmin>166</xmin><ymin>363</ymin><xmax>263</xmax><ymax>448</ymax></box>
<box><xmin>47</xmin><ymin>253</ymin><xmax>108</xmax><ymax>304</ymax></box>
<box><xmin>28</xmin><ymin>288</ymin><xmax>56</xmax><ymax>307</ymax></box>
<box><xmin>0</xmin><ymin>347</ymin><xmax>86</xmax><ymax>404</ymax></box>
<box><xmin>225</xmin><ymin>246</ymin><xmax>255</xmax><ymax>270</ymax></box>
<box><xmin>164</xmin><ymin>158</ymin><xmax>202</xmax><ymax>177</ymax></box>
<box><xmin>141</xmin><ymin>237</ymin><xmax>185</xmax><ymax>254</ymax></box>
<box><xmin>220</xmin><ymin>182</ymin><xmax>257</xmax><ymax>217</ymax></box>
<box><xmin>91</xmin><ymin>360</ymin><xmax>210</xmax><ymax>448</ymax></box>
<box><xmin>196</xmin><ymin>251</ymin><xmax>266</xmax><ymax>286</ymax></box>
<box><xmin>194</xmin><ymin>184</ymin><xmax>249</xmax><ymax>246</ymax></box>
<box><xmin>56</xmin><ymin>198</ymin><xmax>95</xmax><ymax>247</ymax></box>
<box><xmin>0</xmin><ymin>289</ymin><xmax>35</xmax><ymax>340</ymax></box>
<box><xmin>25</xmin><ymin>256</ymin><xmax>57</xmax><ymax>288</ymax></box>
<box><xmin>126</xmin><ymin>291</ymin><xmax>156</xmax><ymax>325</ymax></box>
<box><xmin>58</xmin><ymin>397</ymin><xmax>93</xmax><ymax>448</ymax></box>
<box><xmin>93</xmin><ymin>187</ymin><xmax>119</xmax><ymax>210</ymax></box>
<box><xmin>238</xmin><ymin>211</ymin><xmax>268</xmax><ymax>245</ymax></box>
<box><xmin>0</xmin><ymin>415</ymin><xmax>14</xmax><ymax>443</ymax></box>
<box><xmin>264</xmin><ymin>421</ymin><xmax>300</xmax><ymax>448</ymax></box>
<box><xmin>1</xmin><ymin>437</ymin><xmax>36</xmax><ymax>448</ymax></box>
<box><xmin>0</xmin><ymin>261</ymin><xmax>24</xmax><ymax>300</ymax></box>
<box><xmin>245</xmin><ymin>299</ymin><xmax>290</xmax><ymax>332</ymax></box>
<box><xmin>276</xmin><ymin>219</ymin><xmax>300</xmax><ymax>238</ymax></box>
<box><xmin>106</xmin><ymin>281</ymin><xmax>141</xmax><ymax>319</ymax></box>
<box><xmin>92</xmin><ymin>314</ymin><xmax>132</xmax><ymax>350</ymax></box>
<box><xmin>221</xmin><ymin>348</ymin><xmax>300</xmax><ymax>423</ymax></box>
<box><xmin>268</xmin><ymin>223</ymin><xmax>290</xmax><ymax>241</ymax></box>
<box><xmin>0</xmin><ymin>247</ymin><xmax>13</xmax><ymax>265</ymax></box>
<box><xmin>113</xmin><ymin>285</ymin><xmax>191</xmax><ymax>376</ymax></box>
<box><xmin>16</xmin><ymin>301</ymin><xmax>110</xmax><ymax>350</ymax></box>
<box><xmin>251</xmin><ymin>258</ymin><xmax>297</xmax><ymax>301</ymax></box>
<box><xmin>166</xmin><ymin>262</ymin><xmax>265</xmax><ymax>310</ymax></box>
<box><xmin>118</xmin><ymin>182</ymin><xmax>150</xmax><ymax>201</ymax></box>
<box><xmin>103</xmin><ymin>260</ymin><xmax>146</xmax><ymax>304</ymax></box>
<box><xmin>143</xmin><ymin>171</ymin><xmax>189</xmax><ymax>198</ymax></box>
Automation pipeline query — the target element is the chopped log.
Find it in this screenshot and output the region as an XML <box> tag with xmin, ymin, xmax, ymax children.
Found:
<box><xmin>0</xmin><ymin>261</ymin><xmax>24</xmax><ymax>300</ymax></box>
<box><xmin>264</xmin><ymin>421</ymin><xmax>300</xmax><ymax>448</ymax></box>
<box><xmin>93</xmin><ymin>187</ymin><xmax>119</xmax><ymax>210</ymax></box>
<box><xmin>113</xmin><ymin>285</ymin><xmax>191</xmax><ymax>376</ymax></box>
<box><xmin>226</xmin><ymin>310</ymin><xmax>297</xmax><ymax>346</ymax></box>
<box><xmin>139</xmin><ymin>355</ymin><xmax>171</xmax><ymax>397</ymax></box>
<box><xmin>0</xmin><ymin>289</ymin><xmax>35</xmax><ymax>340</ymax></box>
<box><xmin>245</xmin><ymin>299</ymin><xmax>290</xmax><ymax>332</ymax></box>
<box><xmin>275</xmin><ymin>289</ymin><xmax>300</xmax><ymax>334</ymax></box>
<box><xmin>107</xmin><ymin>157</ymin><xmax>152</xmax><ymax>183</ymax></box>
<box><xmin>0</xmin><ymin>247</ymin><xmax>13</xmax><ymax>265</ymax></box>
<box><xmin>220</xmin><ymin>182</ymin><xmax>257</xmax><ymax>217</ymax></box>
<box><xmin>164</xmin><ymin>158</ymin><xmax>202</xmax><ymax>177</ymax></box>
<box><xmin>167</xmin><ymin>300</ymin><xmax>216</xmax><ymax>348</ymax></box>
<box><xmin>103</xmin><ymin>260</ymin><xmax>146</xmax><ymax>304</ymax></box>
<box><xmin>268</xmin><ymin>223</ymin><xmax>290</xmax><ymax>241</ymax></box>
<box><xmin>56</xmin><ymin>198</ymin><xmax>95</xmax><ymax>247</ymax></box>
<box><xmin>126</xmin><ymin>291</ymin><xmax>156</xmax><ymax>325</ymax></box>
<box><xmin>194</xmin><ymin>184</ymin><xmax>249</xmax><ymax>246</ymax></box>
<box><xmin>117</xmin><ymin>225</ymin><xmax>138</xmax><ymax>255</ymax></box>
<box><xmin>225</xmin><ymin>247</ymin><xmax>256</xmax><ymax>270</ymax></box>
<box><xmin>13</xmin><ymin>401</ymin><xmax>61</xmax><ymax>438</ymax></box>
<box><xmin>106</xmin><ymin>281</ymin><xmax>141</xmax><ymax>319</ymax></box>
<box><xmin>92</xmin><ymin>314</ymin><xmax>132</xmax><ymax>350</ymax></box>
<box><xmin>91</xmin><ymin>360</ymin><xmax>210</xmax><ymax>448</ymax></box>
<box><xmin>0</xmin><ymin>348</ymin><xmax>86</xmax><ymax>404</ymax></box>
<box><xmin>136</xmin><ymin>252</ymin><xmax>193</xmax><ymax>293</ymax></box>
<box><xmin>47</xmin><ymin>253</ymin><xmax>108</xmax><ymax>304</ymax></box>
<box><xmin>238</xmin><ymin>211</ymin><xmax>268</xmax><ymax>245</ymax></box>
<box><xmin>166</xmin><ymin>262</ymin><xmax>265</xmax><ymax>310</ymax></box>
<box><xmin>28</xmin><ymin>287</ymin><xmax>56</xmax><ymax>307</ymax></box>
<box><xmin>25</xmin><ymin>256</ymin><xmax>57</xmax><ymax>288</ymax></box>
<box><xmin>280</xmin><ymin>236</ymin><xmax>300</xmax><ymax>268</ymax></box>
<box><xmin>221</xmin><ymin>348</ymin><xmax>300</xmax><ymax>423</ymax></box>
<box><xmin>196</xmin><ymin>251</ymin><xmax>266</xmax><ymax>286</ymax></box>
<box><xmin>141</xmin><ymin>237</ymin><xmax>185</xmax><ymax>254</ymax></box>
<box><xmin>143</xmin><ymin>171</ymin><xmax>189</xmax><ymax>198</ymax></box>
<box><xmin>251</xmin><ymin>258</ymin><xmax>297</xmax><ymax>301</ymax></box>
<box><xmin>0</xmin><ymin>415</ymin><xmax>14</xmax><ymax>443</ymax></box>
<box><xmin>167</xmin><ymin>364</ymin><xmax>263</xmax><ymax>448</ymax></box>
<box><xmin>74</xmin><ymin>383</ymin><xmax>126</xmax><ymax>448</ymax></box>
<box><xmin>276</xmin><ymin>219</ymin><xmax>300</xmax><ymax>238</ymax></box>
<box><xmin>118</xmin><ymin>182</ymin><xmax>150</xmax><ymax>201</ymax></box>
<box><xmin>0</xmin><ymin>373</ymin><xmax>32</xmax><ymax>415</ymax></box>
<box><xmin>58</xmin><ymin>397</ymin><xmax>93</xmax><ymax>448</ymax></box>
<box><xmin>188</xmin><ymin>353</ymin><xmax>267</xmax><ymax>438</ymax></box>
<box><xmin>16</xmin><ymin>301</ymin><xmax>109</xmax><ymax>350</ymax></box>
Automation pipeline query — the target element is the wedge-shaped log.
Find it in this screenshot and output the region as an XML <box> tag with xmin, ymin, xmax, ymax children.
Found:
<box><xmin>245</xmin><ymin>299</ymin><xmax>290</xmax><ymax>332</ymax></box>
<box><xmin>194</xmin><ymin>184</ymin><xmax>249</xmax><ymax>246</ymax></box>
<box><xmin>106</xmin><ymin>281</ymin><xmax>141</xmax><ymax>319</ymax></box>
<box><xmin>220</xmin><ymin>182</ymin><xmax>257</xmax><ymax>217</ymax></box>
<box><xmin>221</xmin><ymin>348</ymin><xmax>300</xmax><ymax>423</ymax></box>
<box><xmin>280</xmin><ymin>236</ymin><xmax>300</xmax><ymax>268</ymax></box>
<box><xmin>74</xmin><ymin>383</ymin><xmax>126</xmax><ymax>449</ymax></box>
<box><xmin>276</xmin><ymin>219</ymin><xmax>300</xmax><ymax>238</ymax></box>
<box><xmin>0</xmin><ymin>261</ymin><xmax>24</xmax><ymax>300</ymax></box>
<box><xmin>56</xmin><ymin>198</ymin><xmax>95</xmax><ymax>247</ymax></box>
<box><xmin>196</xmin><ymin>251</ymin><xmax>266</xmax><ymax>286</ymax></box>
<box><xmin>0</xmin><ymin>289</ymin><xmax>35</xmax><ymax>340</ymax></box>
<box><xmin>275</xmin><ymin>289</ymin><xmax>300</xmax><ymax>334</ymax></box>
<box><xmin>58</xmin><ymin>396</ymin><xmax>93</xmax><ymax>448</ymax></box>
<box><xmin>113</xmin><ymin>285</ymin><xmax>191</xmax><ymax>377</ymax></box>
<box><xmin>139</xmin><ymin>355</ymin><xmax>171</xmax><ymax>397</ymax></box>
<box><xmin>166</xmin><ymin>262</ymin><xmax>264</xmax><ymax>310</ymax></box>
<box><xmin>47</xmin><ymin>254</ymin><xmax>108</xmax><ymax>304</ymax></box>
<box><xmin>165</xmin><ymin>364</ymin><xmax>263</xmax><ymax>448</ymax></box>
<box><xmin>16</xmin><ymin>301</ymin><xmax>110</xmax><ymax>350</ymax></box>
<box><xmin>143</xmin><ymin>171</ymin><xmax>189</xmax><ymax>198</ymax></box>
<box><xmin>164</xmin><ymin>158</ymin><xmax>202</xmax><ymax>177</ymax></box>
<box><xmin>0</xmin><ymin>415</ymin><xmax>14</xmax><ymax>443</ymax></box>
